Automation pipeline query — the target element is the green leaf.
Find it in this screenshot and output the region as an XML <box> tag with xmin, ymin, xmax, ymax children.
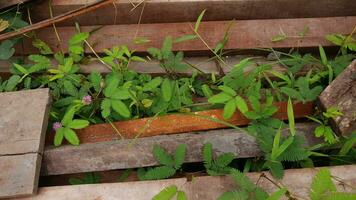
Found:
<box><xmin>54</xmin><ymin>127</ymin><xmax>65</xmax><ymax>146</ymax></box>
<box><xmin>28</xmin><ymin>54</ymin><xmax>51</xmax><ymax>73</ymax></box>
<box><xmin>69</xmin><ymin>45</ymin><xmax>84</xmax><ymax>54</ymax></box>
<box><xmin>152</xmin><ymin>185</ymin><xmax>177</xmax><ymax>200</ymax></box>
<box><xmin>177</xmin><ymin>191</ymin><xmax>188</xmax><ymax>200</ymax></box>
<box><xmin>32</xmin><ymin>39</ymin><xmax>53</xmax><ymax>54</ymax></box>
<box><xmin>266</xmin><ymin>188</ymin><xmax>287</xmax><ymax>200</ymax></box>
<box><xmin>319</xmin><ymin>45</ymin><xmax>328</xmax><ymax>66</ymax></box>
<box><xmin>153</xmin><ymin>145</ymin><xmax>175</xmax><ymax>166</ymax></box>
<box><xmin>88</xmin><ymin>71</ymin><xmax>103</xmax><ymax>92</ymax></box>
<box><xmin>64</xmin><ymin>128</ymin><xmax>80</xmax><ymax>145</ymax></box>
<box><xmin>161</xmin><ymin>78</ymin><xmax>173</xmax><ymax>102</ymax></box>
<box><xmin>230</xmin><ymin>169</ymin><xmax>256</xmax><ymax>191</ymax></box>
<box><xmin>201</xmin><ymin>84</ymin><xmax>213</xmax><ymax>97</ymax></box>
<box><xmin>195</xmin><ymin>9</ymin><xmax>206</xmax><ymax>32</ymax></box>
<box><xmin>0</xmin><ymin>40</ymin><xmax>15</xmax><ymax>60</ymax></box>
<box><xmin>314</xmin><ymin>125</ymin><xmax>337</xmax><ymax>144</ymax></box>
<box><xmin>118</xmin><ymin>169</ymin><xmax>132</xmax><ymax>182</ymax></box>
<box><xmin>276</xmin><ymin>136</ymin><xmax>294</xmax><ymax>159</ymax></box>
<box><xmin>4</xmin><ymin>75</ymin><xmax>20</xmax><ymax>91</ymax></box>
<box><xmin>131</xmin><ymin>56</ymin><xmax>146</xmax><ymax>62</ymax></box>
<box><xmin>101</xmin><ymin>99</ymin><xmax>111</xmax><ymax>118</ymax></box>
<box><xmin>143</xmin><ymin>166</ymin><xmax>176</xmax><ymax>180</ymax></box>
<box><xmin>287</xmin><ymin>98</ymin><xmax>295</xmax><ymax>136</ymax></box>
<box><xmin>111</xmin><ymin>99</ymin><xmax>131</xmax><ymax>118</ymax></box>
<box><xmin>63</xmin><ymin>80</ymin><xmax>78</xmax><ymax>97</ymax></box>
<box><xmin>326</xmin><ymin>34</ymin><xmax>344</xmax><ymax>46</ymax></box>
<box><xmin>174</xmin><ymin>35</ymin><xmax>197</xmax><ymax>43</ymax></box>
<box><xmin>162</xmin><ymin>36</ymin><xmax>173</xmax><ymax>55</ymax></box>
<box><xmin>223</xmin><ymin>99</ymin><xmax>236</xmax><ymax>119</ymax></box>
<box><xmin>268</xmin><ymin>160</ymin><xmax>284</xmax><ymax>179</ymax></box>
<box><xmin>218</xmin><ymin>85</ymin><xmax>236</xmax><ymax>96</ymax></box>
<box><xmin>339</xmin><ymin>132</ymin><xmax>356</xmax><ymax>155</ymax></box>
<box><xmin>271</xmin><ymin>127</ymin><xmax>282</xmax><ymax>160</ymax></box>
<box><xmin>61</xmin><ymin>107</ymin><xmax>76</xmax><ymax>126</ymax></box>
<box><xmin>13</xmin><ymin>63</ymin><xmax>28</xmax><ymax>75</ymax></box>
<box><xmin>208</xmin><ymin>92</ymin><xmax>232</xmax><ymax>104</ymax></box>
<box><xmin>174</xmin><ymin>144</ymin><xmax>186</xmax><ymax>169</ymax></box>
<box><xmin>147</xmin><ymin>47</ymin><xmax>162</xmax><ymax>59</ymax></box>
<box><xmin>281</xmin><ymin>87</ymin><xmax>303</xmax><ymax>101</ymax></box>
<box><xmin>235</xmin><ymin>96</ymin><xmax>248</xmax><ymax>114</ymax></box>
<box><xmin>215</xmin><ymin>153</ymin><xmax>235</xmax><ymax>168</ymax></box>
<box><xmin>143</xmin><ymin>77</ymin><xmax>163</xmax><ymax>92</ymax></box>
<box><xmin>141</xmin><ymin>99</ymin><xmax>152</xmax><ymax>108</ymax></box>
<box><xmin>324</xmin><ymin>192</ymin><xmax>356</xmax><ymax>200</ymax></box>
<box><xmin>69</xmin><ymin>32</ymin><xmax>89</xmax><ymax>45</ymax></box>
<box><xmin>310</xmin><ymin>169</ymin><xmax>336</xmax><ymax>200</ymax></box>
<box><xmin>68</xmin><ymin>119</ymin><xmax>89</xmax><ymax>129</ymax></box>
<box><xmin>103</xmin><ymin>75</ymin><xmax>120</xmax><ymax>97</ymax></box>
<box><xmin>24</xmin><ymin>77</ymin><xmax>31</xmax><ymax>89</ymax></box>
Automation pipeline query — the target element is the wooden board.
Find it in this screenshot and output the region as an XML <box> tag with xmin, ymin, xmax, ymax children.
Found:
<box><xmin>0</xmin><ymin>55</ymin><xmax>286</xmax><ymax>74</ymax></box>
<box><xmin>318</xmin><ymin>60</ymin><xmax>356</xmax><ymax>136</ymax></box>
<box><xmin>42</xmin><ymin>122</ymin><xmax>320</xmax><ymax>175</ymax></box>
<box><xmin>14</xmin><ymin>165</ymin><xmax>356</xmax><ymax>200</ymax></box>
<box><xmin>15</xmin><ymin>16</ymin><xmax>356</xmax><ymax>55</ymax></box>
<box><xmin>50</xmin><ymin>101</ymin><xmax>313</xmax><ymax>145</ymax></box>
<box><xmin>0</xmin><ymin>0</ymin><xmax>32</xmax><ymax>9</ymax></box>
<box><xmin>0</xmin><ymin>89</ymin><xmax>51</xmax><ymax>198</ymax></box>
<box><xmin>29</xmin><ymin>0</ymin><xmax>356</xmax><ymax>26</ymax></box>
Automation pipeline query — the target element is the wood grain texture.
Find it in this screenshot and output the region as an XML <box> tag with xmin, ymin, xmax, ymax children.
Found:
<box><xmin>29</xmin><ymin>0</ymin><xmax>356</xmax><ymax>26</ymax></box>
<box><xmin>0</xmin><ymin>154</ymin><xmax>42</xmax><ymax>198</ymax></box>
<box><xmin>0</xmin><ymin>0</ymin><xmax>31</xmax><ymax>9</ymax></box>
<box><xmin>15</xmin><ymin>17</ymin><xmax>356</xmax><ymax>55</ymax></box>
<box><xmin>0</xmin><ymin>89</ymin><xmax>51</xmax><ymax>198</ymax></box>
<box><xmin>42</xmin><ymin>122</ymin><xmax>320</xmax><ymax>175</ymax></box>
<box><xmin>0</xmin><ymin>88</ymin><xmax>51</xmax><ymax>155</ymax></box>
<box><xmin>0</xmin><ymin>55</ymin><xmax>287</xmax><ymax>75</ymax></box>
<box><xmin>48</xmin><ymin>101</ymin><xmax>314</xmax><ymax>144</ymax></box>
<box><xmin>15</xmin><ymin>165</ymin><xmax>356</xmax><ymax>200</ymax></box>
<box><xmin>318</xmin><ymin>60</ymin><xmax>356</xmax><ymax>136</ymax></box>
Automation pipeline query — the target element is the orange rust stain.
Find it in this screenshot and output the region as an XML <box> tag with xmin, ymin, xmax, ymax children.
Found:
<box><xmin>45</xmin><ymin>102</ymin><xmax>314</xmax><ymax>145</ymax></box>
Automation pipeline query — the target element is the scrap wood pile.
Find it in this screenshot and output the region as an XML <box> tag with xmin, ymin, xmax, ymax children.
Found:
<box><xmin>0</xmin><ymin>0</ymin><xmax>355</xmax><ymax>199</ymax></box>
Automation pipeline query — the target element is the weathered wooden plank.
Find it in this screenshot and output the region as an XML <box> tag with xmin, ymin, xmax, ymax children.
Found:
<box><xmin>29</xmin><ymin>0</ymin><xmax>356</xmax><ymax>26</ymax></box>
<box><xmin>14</xmin><ymin>165</ymin><xmax>356</xmax><ymax>200</ymax></box>
<box><xmin>16</xmin><ymin>17</ymin><xmax>356</xmax><ymax>55</ymax></box>
<box><xmin>45</xmin><ymin>102</ymin><xmax>313</xmax><ymax>145</ymax></box>
<box><xmin>0</xmin><ymin>55</ymin><xmax>286</xmax><ymax>74</ymax></box>
<box><xmin>42</xmin><ymin>122</ymin><xmax>319</xmax><ymax>175</ymax></box>
<box><xmin>318</xmin><ymin>60</ymin><xmax>356</xmax><ymax>136</ymax></box>
<box><xmin>0</xmin><ymin>89</ymin><xmax>51</xmax><ymax>155</ymax></box>
<box><xmin>0</xmin><ymin>0</ymin><xmax>32</xmax><ymax>9</ymax></box>
<box><xmin>0</xmin><ymin>89</ymin><xmax>51</xmax><ymax>198</ymax></box>
<box><xmin>55</xmin><ymin>101</ymin><xmax>313</xmax><ymax>144</ymax></box>
<box><xmin>0</xmin><ymin>154</ymin><xmax>41</xmax><ymax>198</ymax></box>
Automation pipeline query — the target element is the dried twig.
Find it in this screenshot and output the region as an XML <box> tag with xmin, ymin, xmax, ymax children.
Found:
<box><xmin>0</xmin><ymin>0</ymin><xmax>114</xmax><ymax>42</ymax></box>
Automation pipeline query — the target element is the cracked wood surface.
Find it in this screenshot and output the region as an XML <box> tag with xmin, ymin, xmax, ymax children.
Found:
<box><xmin>29</xmin><ymin>0</ymin><xmax>356</xmax><ymax>26</ymax></box>
<box><xmin>14</xmin><ymin>165</ymin><xmax>356</xmax><ymax>200</ymax></box>
<box><xmin>0</xmin><ymin>89</ymin><xmax>51</xmax><ymax>198</ymax></box>
<box><xmin>318</xmin><ymin>60</ymin><xmax>356</xmax><ymax>136</ymax></box>
<box><xmin>41</xmin><ymin>122</ymin><xmax>320</xmax><ymax>175</ymax></box>
<box><xmin>15</xmin><ymin>17</ymin><xmax>356</xmax><ymax>55</ymax></box>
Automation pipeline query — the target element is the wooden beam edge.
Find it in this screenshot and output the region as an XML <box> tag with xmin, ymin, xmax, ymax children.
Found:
<box><xmin>42</xmin><ymin>122</ymin><xmax>320</xmax><ymax>175</ymax></box>
<box><xmin>15</xmin><ymin>165</ymin><xmax>356</xmax><ymax>200</ymax></box>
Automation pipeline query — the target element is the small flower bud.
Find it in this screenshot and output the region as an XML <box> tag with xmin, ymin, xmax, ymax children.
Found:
<box><xmin>52</xmin><ymin>122</ymin><xmax>62</xmax><ymax>131</ymax></box>
<box><xmin>82</xmin><ymin>95</ymin><xmax>92</xmax><ymax>105</ymax></box>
